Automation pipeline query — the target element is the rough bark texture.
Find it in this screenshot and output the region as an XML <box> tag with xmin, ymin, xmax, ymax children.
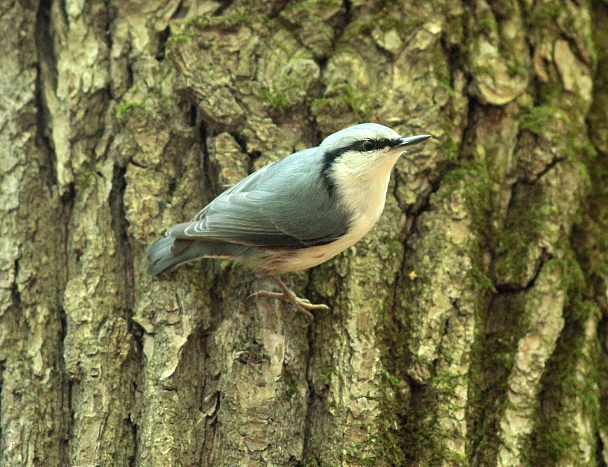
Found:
<box><xmin>1</xmin><ymin>0</ymin><xmax>607</xmax><ymax>465</ymax></box>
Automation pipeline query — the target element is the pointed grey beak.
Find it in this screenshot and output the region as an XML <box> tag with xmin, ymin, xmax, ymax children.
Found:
<box><xmin>394</xmin><ymin>134</ymin><xmax>431</xmax><ymax>148</ymax></box>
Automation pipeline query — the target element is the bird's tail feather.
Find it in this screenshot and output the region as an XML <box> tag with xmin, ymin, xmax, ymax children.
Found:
<box><xmin>147</xmin><ymin>237</ymin><xmax>248</xmax><ymax>276</ymax></box>
<box><xmin>147</xmin><ymin>237</ymin><xmax>208</xmax><ymax>275</ymax></box>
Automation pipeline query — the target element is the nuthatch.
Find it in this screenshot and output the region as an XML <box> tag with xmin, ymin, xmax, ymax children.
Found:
<box><xmin>148</xmin><ymin>123</ymin><xmax>430</xmax><ymax>320</ymax></box>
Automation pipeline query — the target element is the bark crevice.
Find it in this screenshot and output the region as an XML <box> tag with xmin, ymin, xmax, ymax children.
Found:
<box><xmin>35</xmin><ymin>0</ymin><xmax>58</xmax><ymax>191</ymax></box>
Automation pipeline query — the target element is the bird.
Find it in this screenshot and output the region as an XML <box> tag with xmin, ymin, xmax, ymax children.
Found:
<box><xmin>147</xmin><ymin>123</ymin><xmax>430</xmax><ymax>321</ymax></box>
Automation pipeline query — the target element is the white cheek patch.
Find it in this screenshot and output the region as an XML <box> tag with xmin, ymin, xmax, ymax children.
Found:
<box><xmin>329</xmin><ymin>148</ymin><xmax>402</xmax><ymax>239</ymax></box>
<box><xmin>333</xmin><ymin>150</ymin><xmax>379</xmax><ymax>176</ymax></box>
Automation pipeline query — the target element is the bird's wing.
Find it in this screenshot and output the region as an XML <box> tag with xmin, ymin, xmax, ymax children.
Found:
<box><xmin>166</xmin><ymin>153</ymin><xmax>351</xmax><ymax>248</ymax></box>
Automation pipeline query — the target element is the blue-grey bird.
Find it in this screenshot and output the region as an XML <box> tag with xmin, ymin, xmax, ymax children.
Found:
<box><xmin>147</xmin><ymin>123</ymin><xmax>430</xmax><ymax>320</ymax></box>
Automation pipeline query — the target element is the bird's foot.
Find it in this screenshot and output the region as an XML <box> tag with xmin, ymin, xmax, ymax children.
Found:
<box><xmin>248</xmin><ymin>275</ymin><xmax>330</xmax><ymax>322</ymax></box>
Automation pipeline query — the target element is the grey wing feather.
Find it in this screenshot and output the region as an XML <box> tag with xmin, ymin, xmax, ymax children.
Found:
<box><xmin>166</xmin><ymin>148</ymin><xmax>351</xmax><ymax>248</ymax></box>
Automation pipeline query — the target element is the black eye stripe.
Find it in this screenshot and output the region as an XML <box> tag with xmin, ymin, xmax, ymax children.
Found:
<box><xmin>354</xmin><ymin>138</ymin><xmax>396</xmax><ymax>152</ymax></box>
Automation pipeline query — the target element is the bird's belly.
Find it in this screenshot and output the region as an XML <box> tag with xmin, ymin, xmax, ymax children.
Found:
<box><xmin>273</xmin><ymin>214</ymin><xmax>379</xmax><ymax>274</ymax></box>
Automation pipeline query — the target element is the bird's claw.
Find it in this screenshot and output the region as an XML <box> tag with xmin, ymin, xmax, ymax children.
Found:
<box><xmin>294</xmin><ymin>298</ymin><xmax>330</xmax><ymax>312</ymax></box>
<box><xmin>248</xmin><ymin>277</ymin><xmax>330</xmax><ymax>322</ymax></box>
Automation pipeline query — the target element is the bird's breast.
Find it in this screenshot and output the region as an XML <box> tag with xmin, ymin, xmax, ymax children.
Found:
<box><xmin>265</xmin><ymin>156</ymin><xmax>398</xmax><ymax>275</ymax></box>
<box><xmin>273</xmin><ymin>177</ymin><xmax>391</xmax><ymax>274</ymax></box>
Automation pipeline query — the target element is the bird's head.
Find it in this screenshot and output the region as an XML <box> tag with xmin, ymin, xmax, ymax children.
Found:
<box><xmin>319</xmin><ymin>123</ymin><xmax>430</xmax><ymax>185</ymax></box>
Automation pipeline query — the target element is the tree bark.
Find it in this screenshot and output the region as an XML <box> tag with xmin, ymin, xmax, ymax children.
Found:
<box><xmin>1</xmin><ymin>0</ymin><xmax>607</xmax><ymax>465</ymax></box>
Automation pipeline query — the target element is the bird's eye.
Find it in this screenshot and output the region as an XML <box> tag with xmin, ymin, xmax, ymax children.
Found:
<box><xmin>363</xmin><ymin>140</ymin><xmax>376</xmax><ymax>151</ymax></box>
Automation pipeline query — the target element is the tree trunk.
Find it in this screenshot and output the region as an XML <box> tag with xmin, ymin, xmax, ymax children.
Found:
<box><xmin>1</xmin><ymin>0</ymin><xmax>607</xmax><ymax>465</ymax></box>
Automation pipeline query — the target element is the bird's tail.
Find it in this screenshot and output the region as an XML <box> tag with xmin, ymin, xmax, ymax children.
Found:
<box><xmin>147</xmin><ymin>237</ymin><xmax>248</xmax><ymax>276</ymax></box>
<box><xmin>147</xmin><ymin>237</ymin><xmax>206</xmax><ymax>276</ymax></box>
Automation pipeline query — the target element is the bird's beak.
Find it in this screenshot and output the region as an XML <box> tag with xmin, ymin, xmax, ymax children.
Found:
<box><xmin>394</xmin><ymin>134</ymin><xmax>431</xmax><ymax>149</ymax></box>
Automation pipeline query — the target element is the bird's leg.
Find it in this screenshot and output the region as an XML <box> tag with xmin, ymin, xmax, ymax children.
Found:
<box><xmin>249</xmin><ymin>274</ymin><xmax>330</xmax><ymax>321</ymax></box>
